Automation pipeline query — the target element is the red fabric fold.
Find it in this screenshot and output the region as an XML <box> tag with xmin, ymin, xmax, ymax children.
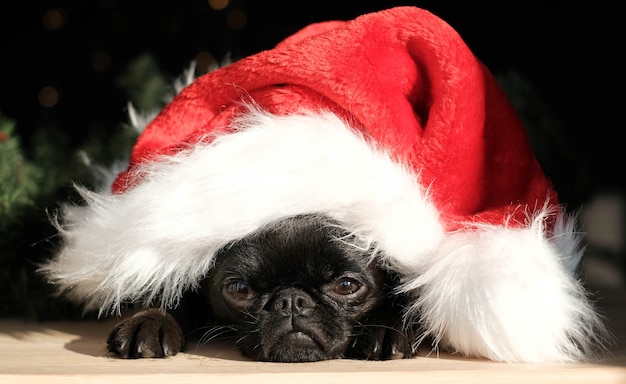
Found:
<box><xmin>112</xmin><ymin>6</ymin><xmax>556</xmax><ymax>229</ymax></box>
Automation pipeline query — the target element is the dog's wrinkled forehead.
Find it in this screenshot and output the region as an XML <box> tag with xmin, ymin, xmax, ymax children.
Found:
<box><xmin>213</xmin><ymin>215</ymin><xmax>372</xmax><ymax>287</ymax></box>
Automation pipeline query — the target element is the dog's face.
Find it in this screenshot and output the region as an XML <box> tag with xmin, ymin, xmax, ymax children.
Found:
<box><xmin>203</xmin><ymin>215</ymin><xmax>391</xmax><ymax>362</ymax></box>
<box><xmin>107</xmin><ymin>215</ymin><xmax>416</xmax><ymax>361</ymax></box>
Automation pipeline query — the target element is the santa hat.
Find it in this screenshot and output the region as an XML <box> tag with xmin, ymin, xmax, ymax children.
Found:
<box><xmin>42</xmin><ymin>6</ymin><xmax>608</xmax><ymax>363</ymax></box>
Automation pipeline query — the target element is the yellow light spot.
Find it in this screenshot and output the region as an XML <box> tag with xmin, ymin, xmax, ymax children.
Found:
<box><xmin>226</xmin><ymin>9</ymin><xmax>247</xmax><ymax>30</ymax></box>
<box><xmin>208</xmin><ymin>0</ymin><xmax>229</xmax><ymax>11</ymax></box>
<box><xmin>195</xmin><ymin>51</ymin><xmax>216</xmax><ymax>73</ymax></box>
<box><xmin>43</xmin><ymin>8</ymin><xmax>65</xmax><ymax>30</ymax></box>
<box><xmin>38</xmin><ymin>86</ymin><xmax>59</xmax><ymax>108</ymax></box>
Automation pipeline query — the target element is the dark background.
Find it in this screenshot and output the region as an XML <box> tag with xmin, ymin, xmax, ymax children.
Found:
<box><xmin>1</xmin><ymin>1</ymin><xmax>623</xmax><ymax>319</ymax></box>
<box><xmin>2</xmin><ymin>0</ymin><xmax>623</xmax><ymax>202</ymax></box>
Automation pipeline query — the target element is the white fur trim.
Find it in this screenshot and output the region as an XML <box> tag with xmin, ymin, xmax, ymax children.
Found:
<box><xmin>399</xmin><ymin>208</ymin><xmax>610</xmax><ymax>362</ymax></box>
<box><xmin>41</xmin><ymin>109</ymin><xmax>444</xmax><ymax>315</ymax></box>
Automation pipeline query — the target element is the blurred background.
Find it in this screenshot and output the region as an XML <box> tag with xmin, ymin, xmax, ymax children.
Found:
<box><xmin>1</xmin><ymin>0</ymin><xmax>623</xmax><ymax>320</ymax></box>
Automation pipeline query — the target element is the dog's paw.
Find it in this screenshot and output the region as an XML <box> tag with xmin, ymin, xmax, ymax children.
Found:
<box><xmin>106</xmin><ymin>309</ymin><xmax>185</xmax><ymax>359</ymax></box>
<box><xmin>348</xmin><ymin>318</ymin><xmax>418</xmax><ymax>360</ymax></box>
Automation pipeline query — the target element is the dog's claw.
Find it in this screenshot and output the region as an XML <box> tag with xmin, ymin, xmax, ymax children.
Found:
<box><xmin>348</xmin><ymin>318</ymin><xmax>418</xmax><ymax>360</ymax></box>
<box><xmin>107</xmin><ymin>309</ymin><xmax>185</xmax><ymax>359</ymax></box>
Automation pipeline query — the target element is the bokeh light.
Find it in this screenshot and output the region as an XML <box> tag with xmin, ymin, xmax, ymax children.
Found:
<box><xmin>42</xmin><ymin>8</ymin><xmax>65</xmax><ymax>30</ymax></box>
<box><xmin>195</xmin><ymin>51</ymin><xmax>217</xmax><ymax>73</ymax></box>
<box><xmin>208</xmin><ymin>0</ymin><xmax>229</xmax><ymax>11</ymax></box>
<box><xmin>226</xmin><ymin>9</ymin><xmax>247</xmax><ymax>30</ymax></box>
<box><xmin>38</xmin><ymin>86</ymin><xmax>59</xmax><ymax>108</ymax></box>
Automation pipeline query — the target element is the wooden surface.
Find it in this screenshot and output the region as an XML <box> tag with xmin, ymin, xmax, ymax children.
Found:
<box><xmin>1</xmin><ymin>288</ymin><xmax>625</xmax><ymax>384</ymax></box>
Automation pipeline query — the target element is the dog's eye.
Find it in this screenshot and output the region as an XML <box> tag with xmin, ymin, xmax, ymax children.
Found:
<box><xmin>226</xmin><ymin>281</ymin><xmax>255</xmax><ymax>300</ymax></box>
<box><xmin>333</xmin><ymin>278</ymin><xmax>362</xmax><ymax>295</ymax></box>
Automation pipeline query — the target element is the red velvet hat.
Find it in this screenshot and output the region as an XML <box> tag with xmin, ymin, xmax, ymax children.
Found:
<box><xmin>42</xmin><ymin>6</ymin><xmax>607</xmax><ymax>363</ymax></box>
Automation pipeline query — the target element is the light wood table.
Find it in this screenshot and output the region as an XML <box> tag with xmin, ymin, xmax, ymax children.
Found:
<box><xmin>1</xmin><ymin>289</ymin><xmax>624</xmax><ymax>384</ymax></box>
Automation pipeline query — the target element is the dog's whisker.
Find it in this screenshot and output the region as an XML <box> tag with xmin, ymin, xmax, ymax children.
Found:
<box><xmin>197</xmin><ymin>325</ymin><xmax>237</xmax><ymax>346</ymax></box>
<box><xmin>354</xmin><ymin>321</ymin><xmax>409</xmax><ymax>335</ymax></box>
<box><xmin>187</xmin><ymin>327</ymin><xmax>236</xmax><ymax>355</ymax></box>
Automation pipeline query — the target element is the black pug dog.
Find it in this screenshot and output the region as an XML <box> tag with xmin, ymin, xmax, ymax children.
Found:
<box><xmin>106</xmin><ymin>214</ymin><xmax>417</xmax><ymax>362</ymax></box>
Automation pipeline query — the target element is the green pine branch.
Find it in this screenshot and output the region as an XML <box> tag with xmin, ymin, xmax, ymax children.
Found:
<box><xmin>0</xmin><ymin>116</ymin><xmax>43</xmax><ymax>229</ymax></box>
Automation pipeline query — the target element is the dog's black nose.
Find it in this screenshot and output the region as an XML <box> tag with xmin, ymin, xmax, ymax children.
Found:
<box><xmin>272</xmin><ymin>288</ymin><xmax>315</xmax><ymax>315</ymax></box>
